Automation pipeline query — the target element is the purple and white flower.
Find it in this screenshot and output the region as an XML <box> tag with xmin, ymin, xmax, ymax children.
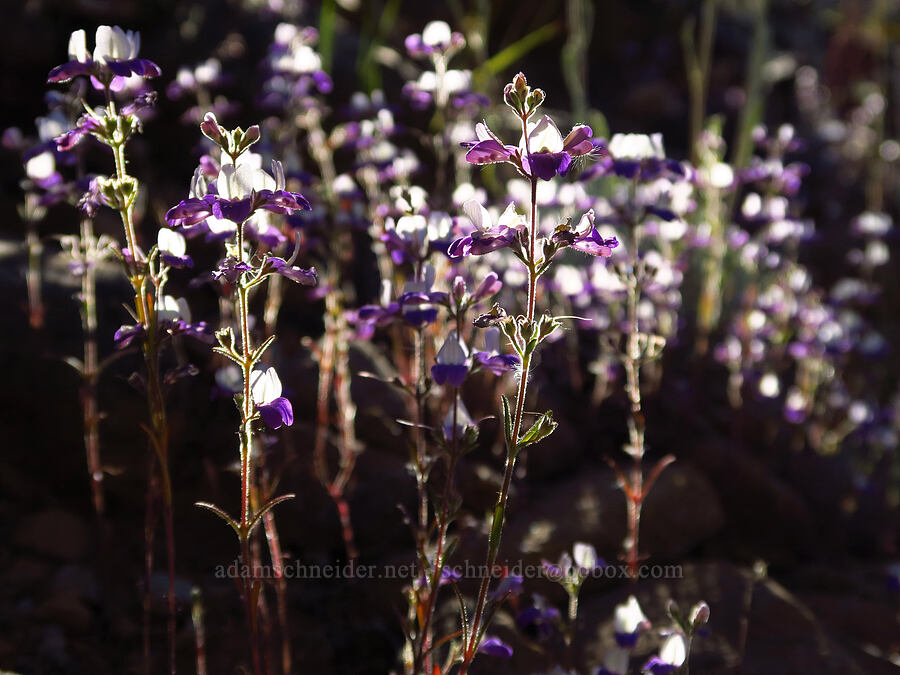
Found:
<box><xmin>48</xmin><ymin>27</ymin><xmax>161</xmax><ymax>89</ymax></box>
<box><xmin>614</xmin><ymin>595</ymin><xmax>650</xmax><ymax>648</ymax></box>
<box><xmin>477</xmin><ymin>636</ymin><xmax>513</xmax><ymax>659</ymax></box>
<box><xmin>432</xmin><ymin>331</ymin><xmax>469</xmax><ymax>387</ymax></box>
<box><xmin>521</xmin><ymin>115</ymin><xmax>595</xmax><ymax>181</ymax></box>
<box><xmin>448</xmin><ymin>200</ymin><xmax>525</xmax><ymax>258</ymax></box>
<box><xmin>157</xmin><ymin>229</ymin><xmax>193</xmax><ymax>268</ymax></box>
<box><xmin>166</xmin><ymin>145</ymin><xmax>310</xmax><ymax>229</ymax></box>
<box><xmin>642</xmin><ymin>633</ymin><xmax>687</xmax><ymax>675</ymax></box>
<box><xmin>473</xmin><ymin>328</ymin><xmax>520</xmax><ymax>376</ymax></box>
<box><xmin>250</xmin><ymin>367</ymin><xmax>294</xmax><ymax>429</ymax></box>
<box><xmin>405</xmin><ymin>21</ymin><xmax>465</xmax><ymax>59</ymax></box>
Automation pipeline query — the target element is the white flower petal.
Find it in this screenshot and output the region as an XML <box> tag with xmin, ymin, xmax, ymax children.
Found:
<box><xmin>251</xmin><ymin>367</ymin><xmax>282</xmax><ymax>405</ymax></box>
<box><xmin>422</xmin><ymin>21</ymin><xmax>452</xmax><ymax>47</ymax></box>
<box><xmin>572</xmin><ymin>542</ymin><xmax>597</xmax><ymax>570</ymax></box>
<box><xmin>659</xmin><ymin>633</ymin><xmax>687</xmax><ymax>667</ymax></box>
<box><xmin>157</xmin><ymin>228</ymin><xmax>186</xmax><ymax>256</ymax></box>
<box><xmin>25</xmin><ymin>152</ymin><xmax>55</xmax><ymax>181</ymax></box>
<box><xmin>463</xmin><ymin>199</ymin><xmax>490</xmax><ymax>231</ymax></box>
<box><xmin>525</xmin><ymin>115</ymin><xmax>564</xmax><ymax>154</ymax></box>
<box><xmin>436</xmin><ymin>330</ymin><xmax>468</xmax><ymax>365</ymax></box>
<box><xmin>613</xmin><ymin>595</ymin><xmax>647</xmax><ymax>634</ymax></box>
<box><xmin>68</xmin><ymin>29</ymin><xmax>89</xmax><ymax>62</ymax></box>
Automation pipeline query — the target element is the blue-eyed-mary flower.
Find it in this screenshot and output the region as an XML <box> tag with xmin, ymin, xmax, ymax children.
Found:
<box><xmin>473</xmin><ymin>327</ymin><xmax>520</xmax><ymax>376</ymax></box>
<box><xmin>113</xmin><ymin>295</ymin><xmax>211</xmax><ymax>348</ymax></box>
<box><xmin>250</xmin><ymin>367</ymin><xmax>293</xmax><ymax>429</ymax></box>
<box><xmin>598</xmin><ymin>133</ymin><xmax>685</xmax><ymax>181</ymax></box>
<box><xmin>462</xmin><ymin>114</ymin><xmax>595</xmax><ymax>181</ymax></box>
<box><xmin>614</xmin><ymin>595</ymin><xmax>650</xmax><ymax>648</ymax></box>
<box><xmin>542</xmin><ymin>542</ymin><xmax>604</xmax><ymax>591</ymax></box>
<box><xmin>552</xmin><ymin>209</ymin><xmax>619</xmax><ymax>257</ymax></box>
<box><xmin>405</xmin><ymin>21</ymin><xmax>465</xmax><ymax>59</ymax></box>
<box><xmin>157</xmin><ymin>229</ymin><xmax>193</xmax><ymax>268</ymax></box>
<box><xmin>642</xmin><ymin>632</ymin><xmax>687</xmax><ymax>675</ymax></box>
<box><xmin>442</xmin><ymin>398</ymin><xmax>475</xmax><ymax>439</ymax></box>
<box><xmin>477</xmin><ymin>636</ymin><xmax>513</xmax><ymax>659</ymax></box>
<box><xmin>448</xmin><ymin>200</ymin><xmax>525</xmax><ymax>258</ymax></box>
<box><xmin>431</xmin><ymin>331</ymin><xmax>469</xmax><ymax>387</ymax></box>
<box><xmin>263</xmin><ymin>256</ymin><xmax>318</xmax><ymax>286</ymax></box>
<box><xmin>521</xmin><ymin>115</ymin><xmax>595</xmax><ymax>181</ymax></box>
<box><xmin>398</xmin><ymin>265</ymin><xmax>447</xmax><ymax>327</ymax></box>
<box><xmin>382</xmin><ymin>212</ymin><xmax>452</xmax><ymax>264</ymax></box>
<box><xmin>48</xmin><ymin>27</ymin><xmax>161</xmax><ymax>89</ymax></box>
<box><xmin>166</xmin><ymin>121</ymin><xmax>310</xmax><ymax>229</ymax></box>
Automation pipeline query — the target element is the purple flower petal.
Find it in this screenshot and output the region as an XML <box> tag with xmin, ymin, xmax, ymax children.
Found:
<box><xmin>477</xmin><ymin>637</ymin><xmax>513</xmax><ymax>659</ymax></box>
<box><xmin>465</xmin><ymin>139</ymin><xmax>515</xmax><ymax>165</ymax></box>
<box><xmin>614</xmin><ymin>630</ymin><xmax>640</xmax><ymax>649</ymax></box>
<box><xmin>642</xmin><ymin>657</ymin><xmax>679</xmax><ymax>675</ymax></box>
<box><xmin>212</xmin><ymin>197</ymin><xmax>253</xmax><ymax>224</ymax></box>
<box><xmin>563</xmin><ymin>125</ymin><xmax>594</xmax><ymax>155</ymax></box>
<box><xmin>431</xmin><ymin>363</ymin><xmax>469</xmax><ymax>387</ymax></box>
<box><xmin>571</xmin><ymin>228</ymin><xmax>618</xmax><ymax>257</ymax></box>
<box><xmin>527</xmin><ymin>151</ymin><xmax>571</xmax><ymax>181</ymax></box>
<box><xmin>114</xmin><ymin>324</ymin><xmax>144</xmax><ymax>349</ymax></box>
<box><xmin>161</xmin><ymin>253</ymin><xmax>194</xmax><ymax>269</ymax></box>
<box><xmin>447</xmin><ymin>235</ymin><xmax>474</xmax><ymax>258</ymax></box>
<box><xmin>473</xmin><ymin>272</ymin><xmax>503</xmax><ymax>300</ymax></box>
<box><xmin>48</xmin><ymin>60</ymin><xmax>95</xmax><ymax>83</ymax></box>
<box><xmin>266</xmin><ymin>257</ymin><xmax>318</xmax><ymax>286</ymax></box>
<box><xmin>473</xmin><ymin>352</ymin><xmax>520</xmax><ymax>375</ymax></box>
<box><xmin>166</xmin><ymin>196</ymin><xmax>216</xmax><ymax>227</ymax></box>
<box><xmin>258</xmin><ymin>396</ymin><xmax>293</xmax><ymax>429</ymax></box>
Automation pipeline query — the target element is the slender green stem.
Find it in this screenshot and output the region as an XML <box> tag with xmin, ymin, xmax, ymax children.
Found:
<box><xmin>235</xmin><ymin>237</ymin><xmax>263</xmax><ymax>675</ymax></box>
<box><xmin>460</xmin><ymin>150</ymin><xmax>539</xmax><ymax>672</ymax></box>
<box><xmin>108</xmin><ymin>102</ymin><xmax>176</xmax><ymax>673</ymax></box>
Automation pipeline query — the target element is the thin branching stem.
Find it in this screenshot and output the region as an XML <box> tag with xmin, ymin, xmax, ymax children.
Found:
<box><xmin>460</xmin><ymin>120</ymin><xmax>539</xmax><ymax>673</ymax></box>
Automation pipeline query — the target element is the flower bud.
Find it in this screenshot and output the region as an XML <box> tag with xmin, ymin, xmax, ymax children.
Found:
<box><xmin>452</xmin><ymin>275</ymin><xmax>467</xmax><ymax>305</ymax></box>
<box><xmin>690</xmin><ymin>601</ymin><xmax>710</xmax><ymax>629</ymax></box>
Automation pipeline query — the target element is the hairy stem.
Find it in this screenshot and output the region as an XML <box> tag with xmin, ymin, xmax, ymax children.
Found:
<box><xmin>109</xmin><ymin>111</ymin><xmax>176</xmax><ymax>674</ymax></box>
<box><xmin>460</xmin><ymin>166</ymin><xmax>539</xmax><ymax>673</ymax></box>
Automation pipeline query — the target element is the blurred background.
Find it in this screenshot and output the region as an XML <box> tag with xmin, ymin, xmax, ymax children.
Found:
<box><xmin>0</xmin><ymin>0</ymin><xmax>899</xmax><ymax>673</ymax></box>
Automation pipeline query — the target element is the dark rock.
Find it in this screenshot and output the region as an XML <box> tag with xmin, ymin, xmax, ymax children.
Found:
<box><xmin>35</xmin><ymin>590</ymin><xmax>93</xmax><ymax>633</ymax></box>
<box><xmin>15</xmin><ymin>509</ymin><xmax>89</xmax><ymax>561</ymax></box>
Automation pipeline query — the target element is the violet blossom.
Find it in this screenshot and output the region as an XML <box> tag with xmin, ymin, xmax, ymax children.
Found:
<box><xmin>157</xmin><ymin>229</ymin><xmax>193</xmax><ymax>268</ymax></box>
<box><xmin>431</xmin><ymin>330</ymin><xmax>469</xmax><ymax>386</ymax></box>
<box><xmin>448</xmin><ymin>200</ymin><xmax>525</xmax><ymax>258</ymax></box>
<box><xmin>48</xmin><ymin>27</ymin><xmax>161</xmax><ymax>89</ymax></box>
<box><xmin>473</xmin><ymin>328</ymin><xmax>520</xmax><ymax>376</ymax></box>
<box><xmin>614</xmin><ymin>595</ymin><xmax>650</xmax><ymax>648</ymax></box>
<box><xmin>591</xmin><ymin>133</ymin><xmax>685</xmax><ymax>181</ymax></box>
<box><xmin>521</xmin><ymin>115</ymin><xmax>595</xmax><ymax>181</ymax></box>
<box><xmin>166</xmin><ymin>123</ymin><xmax>310</xmax><ymax>230</ymax></box>
<box><xmin>250</xmin><ymin>367</ymin><xmax>294</xmax><ymax>429</ymax></box>
<box><xmin>405</xmin><ymin>21</ymin><xmax>465</xmax><ymax>59</ymax></box>
<box><xmin>642</xmin><ymin>633</ymin><xmax>687</xmax><ymax>675</ymax></box>
<box><xmin>477</xmin><ymin>636</ymin><xmax>513</xmax><ymax>659</ymax></box>
<box><xmin>263</xmin><ymin>256</ymin><xmax>318</xmax><ymax>286</ymax></box>
<box><xmin>552</xmin><ymin>209</ymin><xmax>619</xmax><ymax>257</ymax></box>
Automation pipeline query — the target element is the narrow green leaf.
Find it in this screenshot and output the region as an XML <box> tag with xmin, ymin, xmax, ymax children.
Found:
<box><xmin>500</xmin><ymin>395</ymin><xmax>513</xmax><ymax>451</ymax></box>
<box><xmin>247</xmin><ymin>493</ymin><xmax>296</xmax><ymax>536</ymax></box>
<box><xmin>62</xmin><ymin>356</ymin><xmax>84</xmax><ymax>375</ymax></box>
<box><xmin>251</xmin><ymin>334</ymin><xmax>277</xmax><ymax>365</ymax></box>
<box><xmin>195</xmin><ymin>502</ymin><xmax>241</xmax><ymax>538</ymax></box>
<box><xmin>517</xmin><ymin>410</ymin><xmax>558</xmax><ymax>450</ymax></box>
<box><xmin>318</xmin><ymin>0</ymin><xmax>337</xmax><ymax>74</ymax></box>
<box><xmin>488</xmin><ymin>502</ymin><xmax>505</xmax><ymax>554</ymax></box>
<box><xmin>474</xmin><ymin>21</ymin><xmax>562</xmax><ymax>81</ymax></box>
